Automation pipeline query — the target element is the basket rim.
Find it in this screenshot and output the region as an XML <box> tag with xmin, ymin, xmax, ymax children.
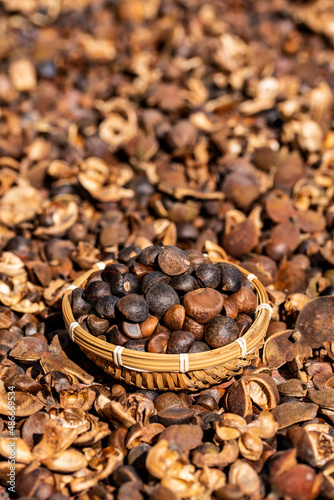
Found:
<box><xmin>62</xmin><ymin>257</ymin><xmax>271</xmax><ymax>373</ymax></box>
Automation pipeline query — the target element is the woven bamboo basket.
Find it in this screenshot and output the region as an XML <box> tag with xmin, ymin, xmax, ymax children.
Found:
<box><xmin>62</xmin><ymin>258</ymin><xmax>271</xmax><ymax>391</ymax></box>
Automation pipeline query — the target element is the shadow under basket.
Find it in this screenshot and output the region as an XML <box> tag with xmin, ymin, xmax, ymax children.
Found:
<box><xmin>62</xmin><ymin>259</ymin><xmax>271</xmax><ymax>391</ymax></box>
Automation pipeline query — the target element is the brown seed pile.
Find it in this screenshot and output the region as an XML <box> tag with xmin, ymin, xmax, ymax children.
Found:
<box><xmin>75</xmin><ymin>245</ymin><xmax>257</xmax><ymax>353</ymax></box>
<box><xmin>1</xmin><ymin>0</ymin><xmax>334</xmax><ymax>499</ymax></box>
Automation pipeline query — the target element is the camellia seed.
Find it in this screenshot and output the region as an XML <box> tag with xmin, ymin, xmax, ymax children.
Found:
<box><xmin>183</xmin><ymin>288</ymin><xmax>224</xmax><ymax>324</ymax></box>
<box><xmin>204</xmin><ymin>316</ymin><xmax>240</xmax><ymax>349</ymax></box>
<box><xmin>157</xmin><ymin>246</ymin><xmax>191</xmax><ymax>276</ymax></box>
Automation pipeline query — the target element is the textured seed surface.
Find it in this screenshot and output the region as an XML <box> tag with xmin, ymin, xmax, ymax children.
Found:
<box><xmin>183</xmin><ymin>288</ymin><xmax>224</xmax><ymax>324</ymax></box>
<box><xmin>217</xmin><ymin>262</ymin><xmax>244</xmax><ymax>292</ymax></box>
<box><xmin>164</xmin><ymin>305</ymin><xmax>185</xmax><ymax>331</ymax></box>
<box><xmin>166</xmin><ymin>330</ymin><xmax>195</xmax><ymax>354</ymax></box>
<box><xmin>140</xmin><ymin>271</ymin><xmax>171</xmax><ymax>294</ymax></box>
<box><xmin>204</xmin><ymin>315</ymin><xmax>240</xmax><ymax>349</ymax></box>
<box><xmin>196</xmin><ymin>263</ymin><xmax>221</xmax><ymax>289</ymax></box>
<box><xmin>170</xmin><ymin>275</ymin><xmax>200</xmax><ymax>293</ymax></box>
<box><xmin>157</xmin><ymin>246</ymin><xmax>191</xmax><ymax>276</ymax></box>
<box><xmin>117</xmin><ymin>294</ymin><xmax>149</xmax><ymax>323</ymax></box>
<box><xmin>110</xmin><ymin>273</ymin><xmax>140</xmax><ymax>297</ymax></box>
<box><xmin>145</xmin><ymin>282</ymin><xmax>180</xmax><ymax>317</ymax></box>
<box><xmin>84</xmin><ymin>281</ymin><xmax>110</xmax><ymax>302</ymax></box>
<box><xmin>123</xmin><ymin>339</ymin><xmax>147</xmax><ymax>351</ymax></box>
<box><xmin>188</xmin><ymin>341</ymin><xmax>211</xmax><ymax>353</ymax></box>
<box><xmin>95</xmin><ymin>295</ymin><xmax>119</xmax><ymax>319</ymax></box>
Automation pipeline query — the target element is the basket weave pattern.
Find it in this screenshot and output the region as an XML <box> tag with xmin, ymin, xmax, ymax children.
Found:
<box><xmin>62</xmin><ymin>259</ymin><xmax>271</xmax><ymax>391</ymax></box>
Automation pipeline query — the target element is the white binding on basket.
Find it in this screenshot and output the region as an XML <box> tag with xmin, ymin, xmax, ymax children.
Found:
<box><xmin>235</xmin><ymin>337</ymin><xmax>247</xmax><ymax>357</ymax></box>
<box><xmin>179</xmin><ymin>353</ymin><xmax>189</xmax><ymax>373</ymax></box>
<box><xmin>95</xmin><ymin>261</ymin><xmax>106</xmax><ymax>270</ymax></box>
<box><xmin>111</xmin><ymin>346</ymin><xmax>150</xmax><ymax>372</ymax></box>
<box><xmin>247</xmin><ymin>273</ymin><xmax>257</xmax><ymax>282</ymax></box>
<box><xmin>69</xmin><ymin>321</ymin><xmax>80</xmax><ymax>341</ymax></box>
<box><xmin>113</xmin><ymin>346</ymin><xmax>124</xmax><ymax>367</ymax></box>
<box><xmin>66</xmin><ymin>284</ymin><xmax>78</xmax><ymax>291</ymax></box>
<box><xmin>255</xmin><ymin>303</ymin><xmax>273</xmax><ymax>316</ymax></box>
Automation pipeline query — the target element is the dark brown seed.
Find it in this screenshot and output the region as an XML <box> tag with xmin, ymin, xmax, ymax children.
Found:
<box><xmin>222</xmin><ymin>219</ymin><xmax>259</xmax><ymax>258</ymax></box>
<box><xmin>85</xmin><ymin>270</ymin><xmax>103</xmax><ymax>286</ymax></box>
<box><xmin>170</xmin><ymin>274</ymin><xmax>200</xmax><ymax>293</ymax></box>
<box><xmin>183</xmin><ymin>288</ymin><xmax>224</xmax><ymax>324</ymax></box>
<box><xmin>95</xmin><ymin>295</ymin><xmax>119</xmax><ymax>319</ymax></box>
<box><xmin>110</xmin><ymin>273</ymin><xmax>140</xmax><ymax>297</ymax></box>
<box><xmin>84</xmin><ymin>281</ymin><xmax>111</xmax><ymax>303</ymax></box>
<box><xmin>140</xmin><ymin>271</ymin><xmax>171</xmax><ymax>294</ymax></box>
<box><xmin>163</xmin><ymin>305</ymin><xmax>185</xmax><ymax>331</ymax></box>
<box><xmin>137</xmin><ymin>245</ymin><xmax>162</xmax><ymax>266</ymax></box>
<box><xmin>295</xmin><ymin>296</ymin><xmax>334</xmax><ymax>348</ymax></box>
<box><xmin>118</xmin><ymin>246</ymin><xmax>142</xmax><ymax>263</ymax></box>
<box><xmin>185</xmin><ymin>249</ymin><xmax>212</xmax><ymax>267</ymax></box>
<box><xmin>124</xmin><ymin>339</ymin><xmax>147</xmax><ymax>351</ymax></box>
<box><xmin>107</xmin><ymin>326</ymin><xmax>128</xmax><ymax>346</ymax></box>
<box><xmin>101</xmin><ymin>263</ymin><xmax>129</xmax><ymax>282</ymax></box>
<box><xmin>196</xmin><ymin>263</ymin><xmax>221</xmax><ymax>288</ymax></box>
<box><xmin>71</xmin><ymin>288</ymin><xmax>91</xmax><ymax>316</ymax></box>
<box><xmin>147</xmin><ymin>330</ymin><xmax>170</xmax><ymax>354</ymax></box>
<box><xmin>154</xmin><ymin>393</ymin><xmax>184</xmax><ymax>412</ymax></box>
<box><xmin>182</xmin><ymin>316</ymin><xmax>204</xmax><ymax>341</ymax></box>
<box><xmin>196</xmin><ymin>394</ymin><xmax>218</xmax><ymax>411</ymax></box>
<box><xmin>157</xmin><ymin>407</ymin><xmax>194</xmax><ymax>426</ymax></box>
<box><xmin>166</xmin><ymin>330</ymin><xmax>195</xmax><ymax>354</ymax></box>
<box><xmin>216</xmin><ymin>262</ymin><xmax>244</xmax><ymax>292</ymax></box>
<box><xmin>122</xmin><ymin>321</ymin><xmax>142</xmax><ymax>339</ymax></box>
<box><xmin>204</xmin><ymin>316</ymin><xmax>240</xmax><ymax>349</ymax></box>
<box><xmin>87</xmin><ymin>314</ymin><xmax>110</xmax><ymax>335</ymax></box>
<box><xmin>265</xmin><ymin>222</ymin><xmax>300</xmax><ymax>261</ymax></box>
<box><xmin>117</xmin><ymin>294</ymin><xmax>149</xmax><ymax>323</ymax></box>
<box><xmin>187</xmin><ymin>341</ymin><xmax>210</xmax><ymax>353</ymax></box>
<box><xmin>157</xmin><ymin>245</ymin><xmax>191</xmax><ymax>276</ymax></box>
<box><xmin>235</xmin><ymin>314</ymin><xmax>253</xmax><ymax>335</ymax></box>
<box><xmin>178</xmin><ymin>393</ymin><xmax>193</xmax><ymax>407</ymax></box>
<box><xmin>146</xmin><ymin>282</ymin><xmax>180</xmax><ymax>317</ymax></box>
<box><xmin>135</xmin><ymin>390</ymin><xmax>158</xmax><ymax>402</ymax></box>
